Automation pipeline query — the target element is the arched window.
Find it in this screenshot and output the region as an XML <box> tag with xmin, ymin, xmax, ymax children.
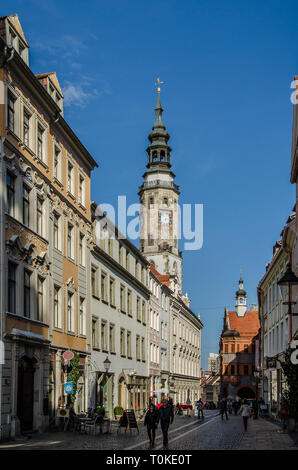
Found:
<box><xmin>152</xmin><ymin>151</ymin><xmax>158</xmax><ymax>162</ymax></box>
<box><xmin>160</xmin><ymin>150</ymin><xmax>165</xmax><ymax>161</ymax></box>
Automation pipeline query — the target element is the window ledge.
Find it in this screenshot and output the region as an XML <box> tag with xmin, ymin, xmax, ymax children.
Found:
<box><xmin>92</xmin><ymin>294</ymin><xmax>100</xmax><ymax>300</ymax></box>
<box><xmin>67</xmin><ymin>191</ymin><xmax>76</xmax><ymax>201</ymax></box>
<box><xmin>110</xmin><ymin>304</ymin><xmax>116</xmax><ymax>309</ymax></box>
<box><xmin>92</xmin><ymin>347</ymin><xmax>100</xmax><ymax>351</ymax></box>
<box><xmin>53</xmin><ymin>177</ymin><xmax>63</xmax><ymax>189</ymax></box>
<box><xmin>35</xmin><ymin>156</ymin><xmax>49</xmax><ymax>171</ymax></box>
<box><xmin>102</xmin><ymin>299</ymin><xmax>108</xmax><ymax>305</ymax></box>
<box><xmin>66</xmin><ymin>331</ymin><xmax>76</xmax><ymax>336</ymax></box>
<box><xmin>78</xmin><ymin>202</ymin><xmax>86</xmax><ymax>211</ymax></box>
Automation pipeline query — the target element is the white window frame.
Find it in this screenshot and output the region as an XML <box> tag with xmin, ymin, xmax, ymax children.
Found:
<box><xmin>79</xmin><ymin>297</ymin><xmax>86</xmax><ymax>336</ymax></box>
<box><xmin>36</xmin><ymin>119</ymin><xmax>47</xmax><ymax>164</ymax></box>
<box><xmin>6</xmin><ymin>84</ymin><xmax>20</xmax><ymax>137</ymax></box>
<box><xmin>54</xmin><ymin>284</ymin><xmax>62</xmax><ymax>329</ymax></box>
<box><xmin>67</xmin><ymin>290</ymin><xmax>75</xmax><ymax>333</ymax></box>
<box><xmin>53</xmin><ymin>141</ymin><xmax>62</xmax><ymax>183</ymax></box>
<box><xmin>67</xmin><ymin>157</ymin><xmax>75</xmax><ymax>197</ymax></box>
<box><xmin>67</xmin><ymin>222</ymin><xmax>75</xmax><ymax>260</ymax></box>
<box><xmin>78</xmin><ymin>172</ymin><xmax>86</xmax><ymax>207</ymax></box>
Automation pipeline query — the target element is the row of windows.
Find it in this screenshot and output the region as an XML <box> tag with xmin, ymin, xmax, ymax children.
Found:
<box><xmin>7</xmin><ymin>87</ymin><xmax>86</xmax><ymax>206</ymax></box>
<box><xmin>91</xmin><ymin>319</ymin><xmax>145</xmax><ymax>361</ymax></box>
<box><xmin>223</xmin><ymin>343</ymin><xmax>251</xmax><ymax>354</ymax></box>
<box><xmin>172</xmin><ymin>354</ymin><xmax>200</xmax><ymax>377</ymax></box>
<box><xmin>264</xmin><ymin>319</ymin><xmax>288</xmax><ymax>357</ymax></box>
<box><xmin>173</xmin><ymin>318</ymin><xmax>200</xmax><ymax>348</ymax></box>
<box><xmin>8</xmin><ymin>262</ymin><xmax>86</xmax><ymax>335</ymax></box>
<box><xmin>91</xmin><ymin>266</ymin><xmax>146</xmax><ymax>323</ymax></box>
<box><xmin>97</xmin><ymin>228</ymin><xmax>146</xmax><ymax>284</ymax></box>
<box><xmin>7</xmin><ymin>172</ymin><xmax>86</xmax><ymax>265</ymax></box>
<box><xmin>224</xmin><ymin>364</ymin><xmax>251</xmax><ymax>376</ymax></box>
<box><xmin>150</xmin><ymin>343</ymin><xmax>160</xmax><ymax>364</ymax></box>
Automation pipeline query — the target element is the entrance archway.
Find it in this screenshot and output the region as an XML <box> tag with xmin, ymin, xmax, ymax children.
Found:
<box><xmin>236</xmin><ymin>386</ymin><xmax>256</xmax><ymax>399</ymax></box>
<box><xmin>17</xmin><ymin>356</ymin><xmax>36</xmax><ymax>431</ymax></box>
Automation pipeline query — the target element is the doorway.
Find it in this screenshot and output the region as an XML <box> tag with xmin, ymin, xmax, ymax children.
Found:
<box><xmin>17</xmin><ymin>357</ymin><xmax>36</xmax><ymax>431</ymax></box>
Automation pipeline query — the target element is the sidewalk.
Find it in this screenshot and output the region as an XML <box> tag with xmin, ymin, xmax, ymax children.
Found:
<box><xmin>236</xmin><ymin>417</ymin><xmax>298</xmax><ymax>450</ymax></box>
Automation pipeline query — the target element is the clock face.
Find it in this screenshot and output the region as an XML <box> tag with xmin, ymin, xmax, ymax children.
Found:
<box><xmin>158</xmin><ymin>210</ymin><xmax>173</xmax><ymax>227</ymax></box>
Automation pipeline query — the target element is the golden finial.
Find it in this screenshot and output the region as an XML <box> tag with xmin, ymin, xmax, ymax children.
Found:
<box><xmin>155</xmin><ymin>77</ymin><xmax>164</xmax><ymax>93</ymax></box>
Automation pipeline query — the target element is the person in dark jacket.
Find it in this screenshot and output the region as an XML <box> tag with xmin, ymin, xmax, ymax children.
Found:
<box><xmin>220</xmin><ymin>397</ymin><xmax>229</xmax><ymax>421</ymax></box>
<box><xmin>158</xmin><ymin>398</ymin><xmax>174</xmax><ymax>448</ymax></box>
<box><xmin>144</xmin><ymin>404</ymin><xmax>159</xmax><ymax>448</ymax></box>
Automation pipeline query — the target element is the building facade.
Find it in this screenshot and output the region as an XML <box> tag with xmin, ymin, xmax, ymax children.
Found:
<box><xmin>0</xmin><ymin>15</ymin><xmax>97</xmax><ymax>439</ymax></box>
<box><xmin>257</xmin><ymin>215</ymin><xmax>295</xmax><ymax>417</ymax></box>
<box><xmin>89</xmin><ymin>205</ymin><xmax>150</xmax><ymax>418</ymax></box>
<box><xmin>220</xmin><ymin>278</ymin><xmax>260</xmax><ymax>400</ymax></box>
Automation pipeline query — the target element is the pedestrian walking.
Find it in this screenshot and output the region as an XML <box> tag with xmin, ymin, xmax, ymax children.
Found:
<box><xmin>239</xmin><ymin>399</ymin><xmax>251</xmax><ymax>431</ymax></box>
<box><xmin>232</xmin><ymin>400</ymin><xmax>238</xmax><ymax>416</ymax></box>
<box><xmin>144</xmin><ymin>403</ymin><xmax>159</xmax><ymax>448</ymax></box>
<box><xmin>196</xmin><ymin>398</ymin><xmax>204</xmax><ymax>420</ymax></box>
<box><xmin>220</xmin><ymin>397</ymin><xmax>229</xmax><ymax>421</ymax></box>
<box><xmin>63</xmin><ymin>403</ymin><xmax>77</xmax><ymax>432</ymax></box>
<box><xmin>158</xmin><ymin>398</ymin><xmax>174</xmax><ymax>448</ymax></box>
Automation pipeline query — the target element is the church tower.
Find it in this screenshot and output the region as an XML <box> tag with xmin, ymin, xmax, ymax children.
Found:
<box><xmin>139</xmin><ymin>88</ymin><xmax>182</xmax><ymax>293</ymax></box>
<box><xmin>235</xmin><ymin>276</ymin><xmax>247</xmax><ymax>317</ymax></box>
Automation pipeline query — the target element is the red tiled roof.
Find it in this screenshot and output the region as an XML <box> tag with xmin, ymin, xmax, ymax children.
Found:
<box><xmin>227</xmin><ymin>310</ymin><xmax>260</xmax><ymax>336</ymax></box>
<box><xmin>149</xmin><ymin>264</ymin><xmax>170</xmax><ymax>287</ymax></box>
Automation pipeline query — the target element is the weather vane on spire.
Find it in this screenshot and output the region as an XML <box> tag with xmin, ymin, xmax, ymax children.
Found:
<box><xmin>155</xmin><ymin>77</ymin><xmax>164</xmax><ymax>93</ymax></box>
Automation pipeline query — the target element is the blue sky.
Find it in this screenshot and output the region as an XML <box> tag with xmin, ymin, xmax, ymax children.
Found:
<box><xmin>4</xmin><ymin>0</ymin><xmax>298</xmax><ymax>368</ymax></box>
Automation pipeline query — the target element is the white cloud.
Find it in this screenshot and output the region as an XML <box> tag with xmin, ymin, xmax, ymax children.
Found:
<box><xmin>62</xmin><ymin>82</ymin><xmax>92</xmax><ymax>108</ymax></box>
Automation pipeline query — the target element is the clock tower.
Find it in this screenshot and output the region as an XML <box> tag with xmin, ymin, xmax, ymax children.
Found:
<box><xmin>235</xmin><ymin>276</ymin><xmax>247</xmax><ymax>317</ymax></box>
<box><xmin>139</xmin><ymin>89</ymin><xmax>182</xmax><ymax>293</ymax></box>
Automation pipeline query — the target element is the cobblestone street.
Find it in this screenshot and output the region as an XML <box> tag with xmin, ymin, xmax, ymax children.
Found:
<box><xmin>0</xmin><ymin>411</ymin><xmax>297</xmax><ymax>451</ymax></box>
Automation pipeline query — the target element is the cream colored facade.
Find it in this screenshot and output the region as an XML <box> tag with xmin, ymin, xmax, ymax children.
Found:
<box><xmin>0</xmin><ymin>15</ymin><xmax>97</xmax><ymax>439</ymax></box>
<box><xmin>89</xmin><ymin>206</ymin><xmax>150</xmax><ymax>418</ymax></box>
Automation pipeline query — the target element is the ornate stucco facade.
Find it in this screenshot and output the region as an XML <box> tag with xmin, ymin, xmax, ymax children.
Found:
<box><xmin>0</xmin><ymin>14</ymin><xmax>97</xmax><ymax>439</ymax></box>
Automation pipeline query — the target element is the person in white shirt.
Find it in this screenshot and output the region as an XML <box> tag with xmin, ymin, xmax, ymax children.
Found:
<box><xmin>239</xmin><ymin>399</ymin><xmax>251</xmax><ymax>431</ymax></box>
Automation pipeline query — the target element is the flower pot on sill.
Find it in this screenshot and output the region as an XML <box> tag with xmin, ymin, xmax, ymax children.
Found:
<box><xmin>115</xmin><ymin>415</ymin><xmax>122</xmax><ymax>421</ymax></box>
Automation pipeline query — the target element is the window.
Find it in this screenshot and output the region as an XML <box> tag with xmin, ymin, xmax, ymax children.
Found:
<box><xmin>120</xmin><ymin>329</ymin><xmax>125</xmax><ymax>357</ymax></box>
<box><xmin>149</xmin><ymin>196</ymin><xmax>154</xmax><ymax>207</ymax></box>
<box><xmin>36</xmin><ymin>197</ymin><xmax>43</xmax><ymax>236</ymax></box>
<box><xmin>54</xmin><ymin>146</ymin><xmax>61</xmax><ymax>181</ymax></box>
<box><xmin>230</xmin><ymin>365</ymin><xmax>235</xmax><ymax>375</ymax></box>
<box><xmin>79</xmin><ymin>298</ymin><xmax>86</xmax><ymax>336</ymax></box>
<box><xmin>53</xmin><ymin>213</ymin><xmax>60</xmax><ymax>250</ymax></box>
<box><xmin>141</xmin><ymin>337</ymin><xmax>145</xmax><ymax>361</ymax></box>
<box><xmin>18</xmin><ymin>40</ymin><xmax>26</xmax><ymax>61</ymax></box>
<box><xmin>8</xmin><ymin>28</ymin><xmax>16</xmax><ymax>47</ymax></box>
<box><xmin>54</xmin><ymin>285</ymin><xmax>62</xmax><ymax>329</ymax></box>
<box><xmin>8</xmin><ymin>262</ymin><xmax>16</xmax><ymax>313</ymax></box>
<box><xmin>78</xmin><ymin>174</ymin><xmax>85</xmax><ymax>206</ymax></box>
<box><xmin>119</xmin><ymin>245</ymin><xmax>123</xmax><ymax>265</ymax></box>
<box><xmin>224</xmin><ymin>344</ymin><xmax>228</xmax><ymax>353</ymax></box>
<box><xmin>163</xmin><ymin>197</ymin><xmax>168</xmax><ymax>205</ymax></box>
<box><xmin>137</xmin><ymin>297</ymin><xmax>141</xmax><ymax>322</ymax></box>
<box><xmin>120</xmin><ymin>284</ymin><xmax>126</xmax><ymax>312</ymax></box>
<box><xmin>67</xmin><ymin>292</ymin><xmax>75</xmax><ymax>332</ymax></box>
<box><xmin>148</xmin><ymin>234</ymin><xmax>154</xmax><ymax>246</ymax></box>
<box><xmin>244</xmin><ymin>365</ymin><xmax>249</xmax><ymax>375</ymax></box>
<box><xmin>110</xmin><ymin>278</ymin><xmax>115</xmax><ymax>306</ymax></box>
<box><xmin>142</xmin><ymin>301</ymin><xmax>146</xmax><ymax>324</ymax></box>
<box><xmin>37</xmin><ymin>276</ymin><xmax>44</xmax><ymax>321</ymax></box>
<box><xmin>37</xmin><ymin>124</ymin><xmax>44</xmax><ymax>160</ymax></box>
<box><xmin>127</xmin><ymin>290</ymin><xmax>132</xmax><ymax>316</ymax></box>
<box><xmin>136</xmin><ymin>335</ymin><xmax>140</xmax><ymax>361</ymax></box>
<box><xmin>91</xmin><ymin>266</ymin><xmax>99</xmax><ymax>297</ymax></box>
<box><xmin>23</xmin><ymin>185</ymin><xmax>30</xmax><ymax>226</ymax></box>
<box><xmin>79</xmin><ymin>233</ymin><xmax>85</xmax><ymax>266</ymax></box>
<box><xmin>101</xmin><ymin>272</ymin><xmax>108</xmax><ymax>302</ymax></box>
<box><xmin>67</xmin><ymin>160</ymin><xmax>74</xmax><ymax>194</ymax></box>
<box><xmin>92</xmin><ymin>318</ymin><xmax>99</xmax><ymax>349</ymax></box>
<box><xmin>7</xmin><ymin>173</ymin><xmax>15</xmax><ymax>216</ymax></box>
<box><xmin>24</xmin><ymin>270</ymin><xmax>31</xmax><ymax>317</ymax></box>
<box><xmin>109</xmin><ymin>324</ymin><xmax>115</xmax><ymax>353</ymax></box>
<box><xmin>127</xmin><ymin>331</ymin><xmax>132</xmax><ymax>358</ymax></box>
<box><xmin>8</xmin><ymin>91</ymin><xmax>16</xmax><ymax>133</ymax></box>
<box><xmin>67</xmin><ymin>224</ymin><xmax>74</xmax><ymax>259</ymax></box>
<box><xmin>126</xmin><ymin>251</ymin><xmax>130</xmax><ymax>271</ymax></box>
<box><xmin>101</xmin><ymin>321</ymin><xmax>108</xmax><ymax>351</ymax></box>
<box><xmin>23</xmin><ymin>109</ymin><xmax>30</xmax><ymax>147</ymax></box>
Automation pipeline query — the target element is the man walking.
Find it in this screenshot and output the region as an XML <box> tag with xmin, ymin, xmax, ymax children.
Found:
<box><xmin>197</xmin><ymin>398</ymin><xmax>204</xmax><ymax>420</ymax></box>
<box><xmin>239</xmin><ymin>399</ymin><xmax>251</xmax><ymax>431</ymax></box>
<box><xmin>220</xmin><ymin>397</ymin><xmax>229</xmax><ymax>421</ymax></box>
<box><xmin>158</xmin><ymin>398</ymin><xmax>174</xmax><ymax>448</ymax></box>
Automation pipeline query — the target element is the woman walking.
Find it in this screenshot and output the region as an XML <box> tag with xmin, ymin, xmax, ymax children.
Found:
<box><xmin>144</xmin><ymin>403</ymin><xmax>159</xmax><ymax>448</ymax></box>
<box><xmin>239</xmin><ymin>399</ymin><xmax>251</xmax><ymax>432</ymax></box>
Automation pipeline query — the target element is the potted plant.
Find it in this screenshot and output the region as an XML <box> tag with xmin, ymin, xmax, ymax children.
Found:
<box><xmin>114</xmin><ymin>406</ymin><xmax>124</xmax><ymax>421</ymax></box>
<box><xmin>96</xmin><ymin>407</ymin><xmax>105</xmax><ymax>417</ymax></box>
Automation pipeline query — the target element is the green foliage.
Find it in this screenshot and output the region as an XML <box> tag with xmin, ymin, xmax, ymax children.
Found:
<box><xmin>67</xmin><ymin>351</ymin><xmax>80</xmax><ymax>404</ymax></box>
<box><xmin>280</xmin><ymin>347</ymin><xmax>298</xmax><ymax>420</ymax></box>
<box><xmin>96</xmin><ymin>407</ymin><xmax>105</xmax><ymax>417</ymax></box>
<box><xmin>114</xmin><ymin>406</ymin><xmax>124</xmax><ymax>416</ymax></box>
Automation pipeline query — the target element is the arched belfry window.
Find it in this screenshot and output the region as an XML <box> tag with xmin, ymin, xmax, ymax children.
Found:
<box><xmin>160</xmin><ymin>150</ymin><xmax>165</xmax><ymax>161</ymax></box>
<box><xmin>152</xmin><ymin>151</ymin><xmax>158</xmax><ymax>162</ymax></box>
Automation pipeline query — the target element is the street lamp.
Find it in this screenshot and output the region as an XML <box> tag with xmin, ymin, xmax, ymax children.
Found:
<box><xmin>277</xmin><ymin>262</ymin><xmax>298</xmax><ymax>342</ymax></box>
<box><xmin>104</xmin><ymin>356</ymin><xmax>111</xmax><ymax>373</ymax></box>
